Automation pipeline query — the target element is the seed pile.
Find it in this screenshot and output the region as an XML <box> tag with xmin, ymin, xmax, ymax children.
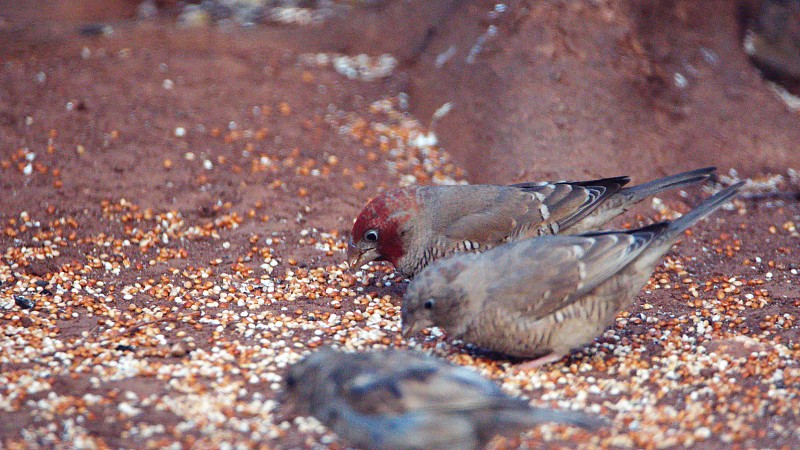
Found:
<box><xmin>1</xmin><ymin>23</ymin><xmax>799</xmax><ymax>450</ymax></box>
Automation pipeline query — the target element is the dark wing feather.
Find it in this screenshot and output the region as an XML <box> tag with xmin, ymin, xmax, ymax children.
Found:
<box><xmin>517</xmin><ymin>176</ymin><xmax>630</xmax><ymax>232</ymax></box>
<box><xmin>342</xmin><ymin>351</ymin><xmax>511</xmax><ymax>415</ymax></box>
<box><xmin>568</xmin><ymin>224</ymin><xmax>667</xmax><ymax>298</ymax></box>
<box><xmin>485</xmin><ymin>224</ymin><xmax>666</xmax><ymax>319</ymax></box>
<box><xmin>438</xmin><ymin>178</ymin><xmax>628</xmax><ymax>246</ymax></box>
<box><xmin>439</xmin><ymin>186</ymin><xmax>541</xmax><ymax>244</ymax></box>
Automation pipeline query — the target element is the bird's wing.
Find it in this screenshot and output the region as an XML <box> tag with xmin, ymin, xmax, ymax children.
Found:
<box><xmin>438</xmin><ymin>178</ymin><xmax>628</xmax><ymax>247</ymax></box>
<box><xmin>343</xmin><ymin>352</ymin><xmax>512</xmax><ymax>415</ymax></box>
<box><xmin>485</xmin><ymin>224</ymin><xmax>666</xmax><ymax>318</ymax></box>
<box><xmin>511</xmin><ymin>176</ymin><xmax>629</xmax><ymax>234</ymax></box>
<box><xmin>400</xmin><ymin>362</ymin><xmax>517</xmax><ymax>412</ymax></box>
<box><xmin>337</xmin><ymin>357</ymin><xmax>428</xmax><ymax>415</ymax></box>
<box><xmin>438</xmin><ymin>186</ymin><xmax>540</xmax><ymax>246</ymax></box>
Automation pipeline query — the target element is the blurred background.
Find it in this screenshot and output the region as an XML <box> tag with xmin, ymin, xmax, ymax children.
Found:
<box><xmin>2</xmin><ymin>0</ymin><xmax>799</xmax><ymax>187</ymax></box>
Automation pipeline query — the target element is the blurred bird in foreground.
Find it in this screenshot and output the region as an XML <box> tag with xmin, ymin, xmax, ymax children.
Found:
<box><xmin>402</xmin><ymin>183</ymin><xmax>743</xmax><ymax>368</ymax></box>
<box><xmin>283</xmin><ymin>348</ymin><xmax>603</xmax><ymax>449</ymax></box>
<box><xmin>348</xmin><ymin>167</ymin><xmax>716</xmax><ymax>277</ymax></box>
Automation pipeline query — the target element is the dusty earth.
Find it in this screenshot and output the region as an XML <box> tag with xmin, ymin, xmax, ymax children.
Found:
<box><xmin>1</xmin><ymin>0</ymin><xmax>799</xmax><ymax>449</ymax></box>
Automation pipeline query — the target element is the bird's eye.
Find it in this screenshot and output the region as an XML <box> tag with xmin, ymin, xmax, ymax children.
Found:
<box><xmin>364</xmin><ymin>229</ymin><xmax>379</xmax><ymax>242</ymax></box>
<box><xmin>423</xmin><ymin>299</ymin><xmax>435</xmax><ymax>310</ymax></box>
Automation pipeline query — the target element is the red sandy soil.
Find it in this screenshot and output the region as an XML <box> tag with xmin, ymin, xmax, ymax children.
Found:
<box><xmin>1</xmin><ymin>1</ymin><xmax>799</xmax><ymax>448</ymax></box>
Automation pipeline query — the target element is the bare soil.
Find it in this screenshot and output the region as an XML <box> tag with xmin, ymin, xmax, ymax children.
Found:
<box><xmin>1</xmin><ymin>1</ymin><xmax>799</xmax><ymax>449</ymax></box>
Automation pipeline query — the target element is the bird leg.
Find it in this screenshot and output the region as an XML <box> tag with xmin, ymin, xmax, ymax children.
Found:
<box><xmin>516</xmin><ymin>353</ymin><xmax>564</xmax><ymax>371</ymax></box>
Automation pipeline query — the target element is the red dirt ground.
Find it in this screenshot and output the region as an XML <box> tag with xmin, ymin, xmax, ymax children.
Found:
<box><xmin>1</xmin><ymin>1</ymin><xmax>799</xmax><ymax>448</ymax></box>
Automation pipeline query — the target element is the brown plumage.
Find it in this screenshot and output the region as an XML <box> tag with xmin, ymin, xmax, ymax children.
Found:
<box><xmin>282</xmin><ymin>348</ymin><xmax>603</xmax><ymax>450</ymax></box>
<box><xmin>401</xmin><ymin>184</ymin><xmax>742</xmax><ymax>367</ymax></box>
<box><xmin>348</xmin><ymin>167</ymin><xmax>716</xmax><ymax>277</ymax></box>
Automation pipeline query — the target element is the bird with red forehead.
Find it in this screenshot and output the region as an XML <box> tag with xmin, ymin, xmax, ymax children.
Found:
<box><xmin>348</xmin><ymin>167</ymin><xmax>715</xmax><ymax>277</ymax></box>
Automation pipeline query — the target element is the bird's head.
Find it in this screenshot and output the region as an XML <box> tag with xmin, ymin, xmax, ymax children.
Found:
<box><xmin>348</xmin><ymin>188</ymin><xmax>418</xmax><ymax>270</ymax></box>
<box><xmin>402</xmin><ymin>258</ymin><xmax>470</xmax><ymax>338</ymax></box>
<box><xmin>280</xmin><ymin>349</ymin><xmax>335</xmax><ymax>420</ymax></box>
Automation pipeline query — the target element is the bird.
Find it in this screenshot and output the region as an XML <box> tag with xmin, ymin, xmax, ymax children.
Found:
<box><xmin>282</xmin><ymin>348</ymin><xmax>603</xmax><ymax>450</ymax></box>
<box><xmin>401</xmin><ymin>183</ymin><xmax>743</xmax><ymax>368</ymax></box>
<box><xmin>739</xmin><ymin>0</ymin><xmax>800</xmax><ymax>93</ymax></box>
<box><xmin>347</xmin><ymin>167</ymin><xmax>716</xmax><ymax>277</ymax></box>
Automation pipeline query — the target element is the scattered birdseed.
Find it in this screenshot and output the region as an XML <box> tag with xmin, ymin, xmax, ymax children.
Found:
<box><xmin>1</xmin><ymin>17</ymin><xmax>798</xmax><ymax>449</ymax></box>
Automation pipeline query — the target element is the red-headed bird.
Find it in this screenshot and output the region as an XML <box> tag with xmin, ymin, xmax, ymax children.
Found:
<box><xmin>348</xmin><ymin>167</ymin><xmax>716</xmax><ymax>277</ymax></box>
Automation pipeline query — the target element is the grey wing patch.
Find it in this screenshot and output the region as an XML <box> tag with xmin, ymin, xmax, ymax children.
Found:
<box><xmin>568</xmin><ymin>229</ymin><xmax>661</xmax><ymax>299</ymax></box>
<box><xmin>484</xmin><ymin>242</ymin><xmax>583</xmax><ymax>318</ymax></box>
<box><xmin>399</xmin><ymin>364</ymin><xmax>502</xmax><ymax>413</ymax></box>
<box><xmin>506</xmin><ymin>184</ymin><xmax>563</xmax><ymax>237</ymax></box>
<box><xmin>443</xmin><ymin>189</ymin><xmax>535</xmax><ymax>245</ymax></box>
<box><xmin>348</xmin><ymin>364</ymin><xmax>439</xmax><ymax>398</ymax></box>
<box><xmin>485</xmin><ymin>230</ymin><xmax>658</xmax><ymax>319</ymax></box>
<box><xmin>551</xmin><ymin>182</ymin><xmax>621</xmax><ymax>231</ymax></box>
<box><xmin>444</xmin><ymin>213</ymin><xmax>504</xmax><ymax>243</ymax></box>
<box><xmin>523</xmin><ymin>177</ymin><xmax>629</xmax><ymax>233</ymax></box>
<box><xmin>512</xmin><ymin>183</ymin><xmax>604</xmax><ymax>236</ymax></box>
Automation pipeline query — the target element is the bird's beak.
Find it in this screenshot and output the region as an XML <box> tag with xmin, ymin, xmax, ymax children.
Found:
<box><xmin>401</xmin><ymin>318</ymin><xmax>425</xmax><ymax>339</ymax></box>
<box><xmin>346</xmin><ymin>241</ymin><xmax>380</xmax><ymax>270</ymax></box>
<box><xmin>274</xmin><ymin>396</ymin><xmax>298</xmax><ymax>423</ymax></box>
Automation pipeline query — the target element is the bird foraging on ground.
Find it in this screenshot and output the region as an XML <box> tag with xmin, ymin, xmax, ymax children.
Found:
<box><xmin>402</xmin><ymin>183</ymin><xmax>743</xmax><ymax>368</ymax></box>
<box><xmin>282</xmin><ymin>348</ymin><xmax>603</xmax><ymax>450</ymax></box>
<box><xmin>348</xmin><ymin>167</ymin><xmax>716</xmax><ymax>277</ymax></box>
